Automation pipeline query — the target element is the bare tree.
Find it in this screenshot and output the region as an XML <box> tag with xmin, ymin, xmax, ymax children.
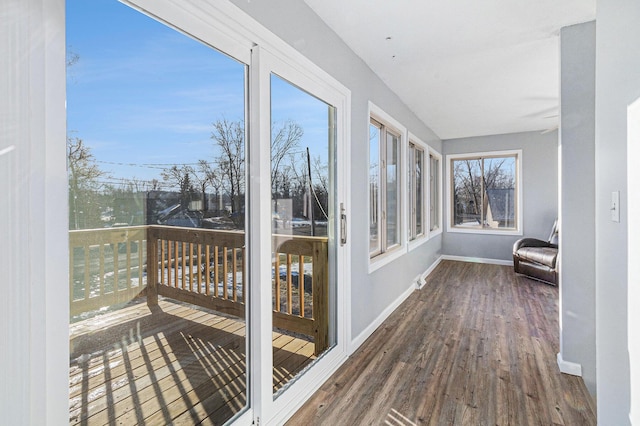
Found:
<box><xmin>453</xmin><ymin>158</ymin><xmax>515</xmax><ymax>225</ymax></box>
<box><xmin>161</xmin><ymin>165</ymin><xmax>198</xmax><ymax>208</ymax></box>
<box><xmin>311</xmin><ymin>154</ymin><xmax>329</xmax><ymax>195</ymax></box>
<box><xmin>210</xmin><ymin>118</ymin><xmax>245</xmax><ymax>214</ymax></box>
<box><xmin>271</xmin><ymin>120</ymin><xmax>303</xmax><ymax>191</ymax></box>
<box><xmin>208</xmin><ymin>118</ymin><xmax>304</xmax><ymax>223</ymax></box>
<box><xmin>67</xmin><ymin>136</ymin><xmax>109</xmax><ymax>229</ymax></box>
<box><xmin>190</xmin><ymin>159</ymin><xmax>226</xmax><ymax>214</ymax></box>
<box><xmin>149</xmin><ymin>179</ymin><xmax>162</xmax><ymax>191</ymax></box>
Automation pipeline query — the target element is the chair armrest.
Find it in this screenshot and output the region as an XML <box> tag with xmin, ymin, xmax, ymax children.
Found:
<box><xmin>513</xmin><ymin>238</ymin><xmax>551</xmax><ymax>253</ymax></box>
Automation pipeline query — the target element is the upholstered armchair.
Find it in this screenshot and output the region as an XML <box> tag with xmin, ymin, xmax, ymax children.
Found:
<box><xmin>513</xmin><ymin>220</ymin><xmax>559</xmax><ymax>285</ymax></box>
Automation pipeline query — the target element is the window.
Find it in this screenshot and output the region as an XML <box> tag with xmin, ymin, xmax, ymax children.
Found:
<box><xmin>429</xmin><ymin>150</ymin><xmax>441</xmax><ymax>233</ymax></box>
<box><xmin>448</xmin><ymin>150</ymin><xmax>521</xmax><ymax>234</ymax></box>
<box><xmin>369</xmin><ymin>115</ymin><xmax>403</xmax><ymax>258</ymax></box>
<box><xmin>408</xmin><ymin>141</ymin><xmax>425</xmax><ymax>241</ymax></box>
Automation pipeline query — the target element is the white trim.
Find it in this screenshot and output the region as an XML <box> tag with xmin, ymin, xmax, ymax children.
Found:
<box><xmin>445</xmin><ymin>149</ymin><xmax>523</xmax><ymax>236</ymax></box>
<box><xmin>44</xmin><ymin>0</ymin><xmax>70</xmax><ymax>421</ymax></box>
<box><xmin>125</xmin><ymin>0</ymin><xmax>252</xmax><ymax>63</ymax></box>
<box><xmin>428</xmin><ymin>146</ymin><xmax>443</xmax><ymax>238</ymax></box>
<box><xmin>248</xmin><ymin>44</ymin><xmax>272</xmax><ymax>424</ymax></box>
<box><xmin>441</xmin><ymin>254</ymin><xmax>513</xmax><ymax>266</ymax></box>
<box><xmin>557</xmin><ymin>352</ymin><xmax>583</xmax><ymax>377</ymax></box>
<box><xmin>349</xmin><ymin>282</ymin><xmax>415</xmax><ymax>355</ymax></box>
<box><xmin>266</xmin><ymin>351</ymin><xmax>347</xmax><ymax>426</ymax></box>
<box><xmin>368</xmin><ymin>102</ymin><xmax>407</xmax><ymax>264</ymax></box>
<box><xmin>369</xmin><ymin>102</ymin><xmax>407</xmax><ymax>135</ymax></box>
<box><xmin>231</xmin><ymin>410</ymin><xmax>254</xmax><ymax>426</ymax></box>
<box><xmin>407</xmin><ymin>132</ymin><xmax>429</xmax><ymax>248</ymax></box>
<box><xmin>628</xmin><ymin>97</ymin><xmax>640</xmax><ymax>426</ymax></box>
<box><xmin>446</xmin><ymin>227</ymin><xmax>523</xmax><ymax>236</ymax></box>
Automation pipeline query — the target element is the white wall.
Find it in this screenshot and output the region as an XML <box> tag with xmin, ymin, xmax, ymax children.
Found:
<box><xmin>628</xmin><ymin>97</ymin><xmax>640</xmax><ymax>425</ymax></box>
<box><xmin>442</xmin><ymin>131</ymin><xmax>558</xmax><ymax>261</ymax></box>
<box><xmin>0</xmin><ymin>0</ymin><xmax>68</xmax><ymax>423</ymax></box>
<box><xmin>559</xmin><ymin>21</ymin><xmax>596</xmax><ymax>395</ymax></box>
<box><xmin>595</xmin><ymin>0</ymin><xmax>640</xmax><ymax>423</ymax></box>
<box><xmin>230</xmin><ymin>0</ymin><xmax>444</xmax><ymax>342</ymax></box>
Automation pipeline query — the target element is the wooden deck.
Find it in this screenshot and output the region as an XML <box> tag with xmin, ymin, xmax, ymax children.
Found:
<box><xmin>288</xmin><ymin>260</ymin><xmax>597</xmax><ymax>425</ymax></box>
<box><xmin>69</xmin><ymin>297</ymin><xmax>315</xmax><ymax>425</ymax></box>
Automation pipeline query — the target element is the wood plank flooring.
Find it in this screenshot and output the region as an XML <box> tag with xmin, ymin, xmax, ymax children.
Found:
<box><xmin>288</xmin><ymin>260</ymin><xmax>596</xmax><ymax>425</ymax></box>
<box><xmin>69</xmin><ymin>297</ymin><xmax>315</xmax><ymax>425</ymax></box>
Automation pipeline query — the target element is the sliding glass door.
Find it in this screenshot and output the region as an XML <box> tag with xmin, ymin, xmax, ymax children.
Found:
<box><xmin>67</xmin><ymin>2</ymin><xmax>349</xmax><ymax>424</ymax></box>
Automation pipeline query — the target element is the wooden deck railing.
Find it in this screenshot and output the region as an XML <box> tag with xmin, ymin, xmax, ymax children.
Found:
<box><xmin>69</xmin><ymin>226</ymin><xmax>147</xmax><ymax>317</ymax></box>
<box><xmin>69</xmin><ymin>225</ymin><xmax>329</xmax><ymax>355</ymax></box>
<box><xmin>145</xmin><ymin>226</ymin><xmax>246</xmax><ymax>318</ymax></box>
<box><xmin>271</xmin><ymin>234</ymin><xmax>328</xmax><ymax>354</ymax></box>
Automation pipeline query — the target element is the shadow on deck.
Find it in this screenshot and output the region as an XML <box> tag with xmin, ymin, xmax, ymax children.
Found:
<box><xmin>69</xmin><ymin>297</ymin><xmax>315</xmax><ymax>425</ymax></box>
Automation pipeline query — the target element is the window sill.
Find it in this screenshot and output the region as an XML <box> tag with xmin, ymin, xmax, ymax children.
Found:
<box><xmin>368</xmin><ymin>246</ymin><xmax>405</xmax><ymax>274</ymax></box>
<box><xmin>446</xmin><ymin>226</ymin><xmax>522</xmax><ymax>236</ymax></box>
<box><xmin>408</xmin><ymin>235</ymin><xmax>429</xmax><ymax>252</ymax></box>
<box><xmin>429</xmin><ymin>227</ymin><xmax>443</xmax><ymax>238</ymax></box>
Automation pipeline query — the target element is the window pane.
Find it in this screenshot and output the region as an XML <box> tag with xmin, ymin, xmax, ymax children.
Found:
<box><xmin>483</xmin><ymin>156</ymin><xmax>517</xmax><ymax>229</ymax></box>
<box><xmin>430</xmin><ymin>155</ymin><xmax>439</xmax><ymax>231</ymax></box>
<box><xmin>270</xmin><ymin>74</ymin><xmax>337</xmax><ymax>394</ymax></box>
<box><xmin>385</xmin><ymin>131</ymin><xmax>400</xmax><ymax>248</ymax></box>
<box><xmin>369</xmin><ymin>122</ymin><xmax>381</xmax><ymax>255</ymax></box>
<box><xmin>415</xmin><ymin>148</ymin><xmax>424</xmax><ymax>237</ymax></box>
<box><xmin>408</xmin><ymin>144</ymin><xmax>415</xmax><ymax>240</ymax></box>
<box><xmin>409</xmin><ymin>143</ymin><xmax>424</xmax><ymax>241</ymax></box>
<box><xmin>67</xmin><ymin>2</ymin><xmax>248</xmax><ymax>423</ymax></box>
<box><xmin>452</xmin><ymin>158</ymin><xmax>482</xmax><ymax>227</ymax></box>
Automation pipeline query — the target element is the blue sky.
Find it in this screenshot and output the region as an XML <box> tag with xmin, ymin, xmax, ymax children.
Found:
<box><xmin>67</xmin><ymin>0</ymin><xmax>330</xmax><ymax>188</ymax></box>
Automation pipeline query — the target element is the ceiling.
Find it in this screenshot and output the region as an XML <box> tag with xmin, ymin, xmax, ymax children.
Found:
<box><xmin>303</xmin><ymin>0</ymin><xmax>595</xmax><ymax>140</ymax></box>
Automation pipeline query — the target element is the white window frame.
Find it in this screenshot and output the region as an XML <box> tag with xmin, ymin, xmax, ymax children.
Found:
<box><xmin>428</xmin><ymin>147</ymin><xmax>443</xmax><ymax>238</ymax></box>
<box><xmin>368</xmin><ymin>102</ymin><xmax>406</xmax><ymax>272</ymax></box>
<box><xmin>445</xmin><ymin>149</ymin><xmax>522</xmax><ymax>236</ymax></box>
<box><xmin>407</xmin><ymin>133</ymin><xmax>429</xmax><ymax>251</ymax></box>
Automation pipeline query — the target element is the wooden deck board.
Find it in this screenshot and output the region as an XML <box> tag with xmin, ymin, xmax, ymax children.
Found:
<box><xmin>69</xmin><ymin>297</ymin><xmax>315</xmax><ymax>425</ymax></box>
<box><xmin>288</xmin><ymin>260</ymin><xmax>597</xmax><ymax>425</ymax></box>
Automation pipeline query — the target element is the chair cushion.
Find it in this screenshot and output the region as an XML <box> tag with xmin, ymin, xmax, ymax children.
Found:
<box><xmin>515</xmin><ymin>246</ymin><xmax>558</xmax><ymax>268</ymax></box>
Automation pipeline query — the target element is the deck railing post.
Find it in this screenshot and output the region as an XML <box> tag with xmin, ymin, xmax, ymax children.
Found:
<box><xmin>312</xmin><ymin>239</ymin><xmax>329</xmax><ymax>355</ymax></box>
<box><xmin>146</xmin><ymin>227</ymin><xmax>158</xmax><ymax>307</ymax></box>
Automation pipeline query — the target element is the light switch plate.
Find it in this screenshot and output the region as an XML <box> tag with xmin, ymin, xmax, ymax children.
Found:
<box><xmin>612</xmin><ymin>191</ymin><xmax>620</xmax><ymax>222</ymax></box>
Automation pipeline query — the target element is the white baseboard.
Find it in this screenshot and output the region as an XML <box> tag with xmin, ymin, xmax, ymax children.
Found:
<box><xmin>348</xmin><ymin>283</ymin><xmax>415</xmax><ymax>355</ymax></box>
<box><xmin>557</xmin><ymin>352</ymin><xmax>583</xmax><ymax>376</ymax></box>
<box><xmin>441</xmin><ymin>254</ymin><xmax>513</xmax><ymax>266</ymax></box>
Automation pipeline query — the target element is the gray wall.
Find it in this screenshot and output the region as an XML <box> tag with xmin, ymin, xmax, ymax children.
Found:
<box><xmin>595</xmin><ymin>0</ymin><xmax>640</xmax><ymax>423</ymax></box>
<box><xmin>442</xmin><ymin>131</ymin><xmax>558</xmax><ymax>261</ymax></box>
<box><xmin>230</xmin><ymin>0</ymin><xmax>443</xmax><ymax>340</ymax></box>
<box><xmin>559</xmin><ymin>21</ymin><xmax>596</xmax><ymax>395</ymax></box>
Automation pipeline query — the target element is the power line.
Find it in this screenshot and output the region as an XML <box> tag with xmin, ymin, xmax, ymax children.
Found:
<box><xmin>96</xmin><ymin>160</ymin><xmax>205</xmax><ymax>169</ymax></box>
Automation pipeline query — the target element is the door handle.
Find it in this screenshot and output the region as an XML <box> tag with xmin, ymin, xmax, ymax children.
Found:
<box><xmin>340</xmin><ymin>203</ymin><xmax>347</xmax><ymax>246</ymax></box>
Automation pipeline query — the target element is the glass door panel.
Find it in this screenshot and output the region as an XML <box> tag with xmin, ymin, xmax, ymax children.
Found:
<box><xmin>270</xmin><ymin>74</ymin><xmax>337</xmax><ymax>395</ymax></box>
<box><xmin>67</xmin><ymin>1</ymin><xmax>248</xmax><ymax>424</ymax></box>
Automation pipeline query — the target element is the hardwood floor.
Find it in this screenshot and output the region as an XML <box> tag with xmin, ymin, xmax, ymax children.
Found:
<box><xmin>69</xmin><ymin>297</ymin><xmax>315</xmax><ymax>425</ymax></box>
<box><xmin>288</xmin><ymin>260</ymin><xmax>596</xmax><ymax>425</ymax></box>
